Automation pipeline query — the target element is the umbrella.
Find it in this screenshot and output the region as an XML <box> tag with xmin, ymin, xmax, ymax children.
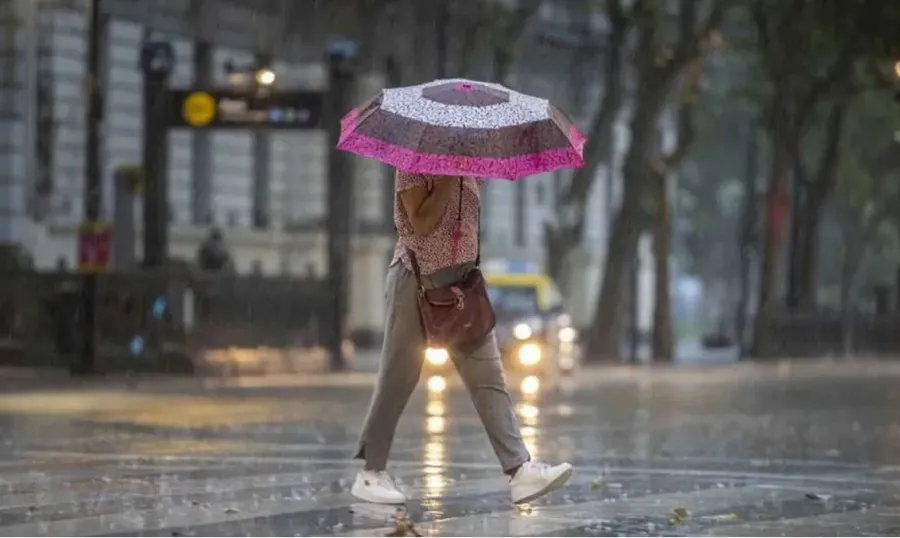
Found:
<box><xmin>337</xmin><ymin>78</ymin><xmax>586</xmax><ymax>180</ymax></box>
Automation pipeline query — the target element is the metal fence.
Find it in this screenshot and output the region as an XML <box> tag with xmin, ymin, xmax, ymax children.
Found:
<box><xmin>764</xmin><ymin>310</ymin><xmax>900</xmax><ymax>358</ymax></box>
<box><xmin>0</xmin><ymin>269</ymin><xmax>334</xmax><ymax>375</ymax></box>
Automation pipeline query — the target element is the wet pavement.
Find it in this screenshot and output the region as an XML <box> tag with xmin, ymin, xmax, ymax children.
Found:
<box><xmin>2</xmin><ymin>359</ymin><xmax>900</xmax><ymax>536</ymax></box>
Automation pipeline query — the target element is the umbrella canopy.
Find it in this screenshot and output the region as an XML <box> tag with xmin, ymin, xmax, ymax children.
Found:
<box><xmin>337</xmin><ymin>79</ymin><xmax>585</xmax><ymax>180</ymax></box>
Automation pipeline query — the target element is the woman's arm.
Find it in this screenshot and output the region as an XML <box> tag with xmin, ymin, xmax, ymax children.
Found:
<box><xmin>399</xmin><ymin>175</ymin><xmax>456</xmax><ymax>237</ymax></box>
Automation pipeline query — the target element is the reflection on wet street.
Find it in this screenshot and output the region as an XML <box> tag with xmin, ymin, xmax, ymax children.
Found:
<box><xmin>3</xmin><ymin>360</ymin><xmax>900</xmax><ymax>536</ymax></box>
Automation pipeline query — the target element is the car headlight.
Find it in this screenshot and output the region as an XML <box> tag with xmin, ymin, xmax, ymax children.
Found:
<box><xmin>425</xmin><ymin>347</ymin><xmax>449</xmax><ymax>365</ymax></box>
<box><xmin>558</xmin><ymin>327</ymin><xmax>577</xmax><ymax>343</ymax></box>
<box><xmin>427</xmin><ymin>375</ymin><xmax>447</xmax><ymax>393</ymax></box>
<box><xmin>513</xmin><ymin>323</ymin><xmax>533</xmax><ymax>340</ymax></box>
<box><xmin>520</xmin><ymin>376</ymin><xmax>540</xmax><ymax>395</ymax></box>
<box><xmin>518</xmin><ymin>343</ymin><xmax>542</xmax><ymax>366</ymax></box>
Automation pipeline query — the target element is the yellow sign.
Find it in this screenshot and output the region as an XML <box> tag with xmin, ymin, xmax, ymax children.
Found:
<box><xmin>181</xmin><ymin>91</ymin><xmax>216</xmax><ymax>127</ymax></box>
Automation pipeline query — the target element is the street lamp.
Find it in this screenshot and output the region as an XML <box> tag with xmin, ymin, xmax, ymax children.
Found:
<box><xmin>894</xmin><ymin>61</ymin><xmax>900</xmax><ymax>104</ymax></box>
<box><xmin>223</xmin><ymin>59</ymin><xmax>275</xmax><ymax>88</ymax></box>
<box><xmin>255</xmin><ymin>68</ymin><xmax>275</xmax><ymax>86</ymax></box>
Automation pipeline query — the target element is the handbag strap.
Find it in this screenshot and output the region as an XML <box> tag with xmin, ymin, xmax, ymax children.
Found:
<box><xmin>406</xmin><ymin>178</ymin><xmax>479</xmax><ymax>287</ymax></box>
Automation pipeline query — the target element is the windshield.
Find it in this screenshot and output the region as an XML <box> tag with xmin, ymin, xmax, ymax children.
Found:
<box><xmin>488</xmin><ymin>285</ymin><xmax>539</xmax><ymax>318</ymax></box>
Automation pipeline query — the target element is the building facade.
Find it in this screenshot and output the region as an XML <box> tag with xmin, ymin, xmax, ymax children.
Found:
<box><xmin>1</xmin><ymin>0</ymin><xmax>658</xmax><ymax>342</ymax></box>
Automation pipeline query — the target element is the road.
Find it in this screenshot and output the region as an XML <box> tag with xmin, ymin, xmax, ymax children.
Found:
<box><xmin>1</xmin><ymin>358</ymin><xmax>900</xmax><ymax>536</ymax></box>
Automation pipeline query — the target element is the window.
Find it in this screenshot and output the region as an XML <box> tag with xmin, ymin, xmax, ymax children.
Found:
<box><xmin>488</xmin><ymin>285</ymin><xmax>539</xmax><ymax>317</ymax></box>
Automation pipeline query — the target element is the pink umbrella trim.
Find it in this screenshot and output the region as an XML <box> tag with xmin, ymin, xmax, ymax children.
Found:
<box><xmin>338</xmin><ymin>132</ymin><xmax>584</xmax><ymax>180</ymax></box>
<box><xmin>339</xmin><ymin>108</ymin><xmax>360</xmax><ymax>142</ymax></box>
<box><xmin>567</xmin><ymin>125</ymin><xmax>586</xmax><ymax>154</ymax></box>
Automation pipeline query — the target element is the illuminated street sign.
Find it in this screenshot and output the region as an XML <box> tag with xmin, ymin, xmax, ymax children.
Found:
<box><xmin>167</xmin><ymin>89</ymin><xmax>323</xmax><ymax>129</ymax></box>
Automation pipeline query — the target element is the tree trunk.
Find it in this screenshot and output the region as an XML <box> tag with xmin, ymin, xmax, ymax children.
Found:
<box><xmin>794</xmin><ymin>197</ymin><xmax>821</xmax><ymax>307</ymax></box>
<box><xmin>544</xmin><ymin>225</ymin><xmax>579</xmax><ymax>293</ymax></box>
<box><xmin>786</xmin><ymin>99</ymin><xmax>846</xmax><ymax>310</ymax></box>
<box><xmin>651</xmin><ymin>172</ymin><xmax>674</xmax><ymax>361</ymax></box>
<box><xmin>839</xmin><ymin>224</ymin><xmax>862</xmax><ymax>357</ymax></box>
<box><xmin>749</xmin><ymin>132</ymin><xmax>794</xmax><ymax>358</ymax></box>
<box><xmin>628</xmin><ymin>250</ymin><xmax>641</xmax><ymax>363</ymax></box>
<box><xmin>586</xmin><ymin>196</ymin><xmax>643</xmax><ymax>360</ymax></box>
<box><xmin>544</xmin><ymin>0</ymin><xmax>627</xmax><ymax>285</ymax></box>
<box><xmin>587</xmin><ymin>82</ymin><xmax>668</xmax><ymax>362</ymax></box>
<box><xmin>785</xmin><ymin>163</ymin><xmax>806</xmax><ymax>309</ymax></box>
<box><xmin>735</xmin><ymin>125</ymin><xmax>759</xmax><ymax>358</ymax></box>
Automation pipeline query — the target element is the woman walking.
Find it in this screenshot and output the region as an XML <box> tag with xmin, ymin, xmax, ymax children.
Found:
<box><xmin>351</xmin><ymin>170</ymin><xmax>573</xmax><ymax>505</ymax></box>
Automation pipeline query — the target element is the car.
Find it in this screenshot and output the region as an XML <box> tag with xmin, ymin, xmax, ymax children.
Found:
<box><xmin>421</xmin><ymin>260</ymin><xmax>580</xmax><ymax>393</ymax></box>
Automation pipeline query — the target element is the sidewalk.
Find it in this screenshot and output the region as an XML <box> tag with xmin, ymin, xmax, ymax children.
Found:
<box><xmin>3</xmin><ymin>355</ymin><xmax>899</xmax><ymax>395</ymax></box>
<box><xmin>0</xmin><ymin>365</ymin><xmax>382</xmax><ymax>394</ymax></box>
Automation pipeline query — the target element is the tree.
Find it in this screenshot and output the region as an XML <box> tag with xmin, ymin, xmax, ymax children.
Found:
<box><xmin>586</xmin><ymin>0</ymin><xmax>732</xmax><ymax>361</ymax></box>
<box><xmin>487</xmin><ymin>0</ymin><xmax>545</xmax><ymax>82</ymax></box>
<box><xmin>827</xmin><ymin>87</ymin><xmax>900</xmax><ymax>350</ymax></box>
<box><xmin>544</xmin><ymin>0</ymin><xmax>629</xmax><ymax>286</ymax></box>
<box><xmin>650</xmin><ymin>54</ymin><xmax>704</xmax><ymax>361</ymax></box>
<box><xmin>673</xmin><ymin>35</ymin><xmax>761</xmax><ymax>351</ymax></box>
<box><xmin>747</xmin><ymin>0</ymin><xmax>900</xmax><ymax>356</ymax></box>
<box><xmin>784</xmin><ymin>96</ymin><xmax>848</xmax><ymax>310</ymax></box>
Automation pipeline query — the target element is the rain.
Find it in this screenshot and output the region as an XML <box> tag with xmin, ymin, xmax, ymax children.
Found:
<box><xmin>1</xmin><ymin>0</ymin><xmax>900</xmax><ymax>536</ymax></box>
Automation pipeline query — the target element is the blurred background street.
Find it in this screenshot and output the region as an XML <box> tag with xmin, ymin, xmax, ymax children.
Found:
<box><xmin>3</xmin><ymin>359</ymin><xmax>900</xmax><ymax>536</ymax></box>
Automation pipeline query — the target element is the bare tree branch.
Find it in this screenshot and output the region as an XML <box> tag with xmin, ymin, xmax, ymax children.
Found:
<box><xmin>458</xmin><ymin>2</ymin><xmax>484</xmax><ymax>77</ymax></box>
<box><xmin>808</xmin><ymin>99</ymin><xmax>849</xmax><ymax>203</ymax></box>
<box><xmin>509</xmin><ymin>0</ymin><xmax>545</xmax><ymax>35</ymax></box>
<box><xmin>658</xmin><ymin>58</ymin><xmax>701</xmax><ymax>172</ymax></box>
<box><xmin>544</xmin><ymin>0</ymin><xmax>630</xmax><ymax>282</ymax></box>
<box><xmin>490</xmin><ymin>0</ymin><xmax>545</xmax><ymax>81</ymax></box>
<box><xmin>751</xmin><ymin>0</ymin><xmax>806</xmax><ymax>83</ymax></box>
<box><xmin>558</xmin><ymin>0</ymin><xmax>628</xmax><ymax>213</ymax></box>
<box><xmin>796</xmin><ymin>38</ymin><xmax>859</xmax><ymax>127</ymax></box>
<box><xmin>658</xmin><ymin>0</ymin><xmax>730</xmax><ymax>79</ymax></box>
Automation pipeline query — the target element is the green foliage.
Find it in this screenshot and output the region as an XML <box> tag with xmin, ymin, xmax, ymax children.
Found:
<box><xmin>675</xmin><ymin>0</ymin><xmax>900</xmax><ymax>302</ymax></box>
<box><xmin>819</xmin><ymin>86</ymin><xmax>900</xmax><ymax>300</ymax></box>
<box><xmin>675</xmin><ymin>39</ymin><xmax>757</xmax><ymax>278</ymax></box>
<box><xmin>834</xmin><ymin>88</ymin><xmax>900</xmax><ymax>220</ymax></box>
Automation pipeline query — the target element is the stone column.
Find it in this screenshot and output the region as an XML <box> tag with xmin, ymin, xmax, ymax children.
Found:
<box><xmin>112</xmin><ymin>166</ymin><xmax>137</xmax><ymax>268</ymax></box>
<box><xmin>0</xmin><ymin>0</ymin><xmax>38</xmax><ymax>246</ymax></box>
<box><xmin>353</xmin><ymin>72</ymin><xmax>386</xmax><ymax>231</ymax></box>
<box><xmin>348</xmin><ymin>72</ymin><xmax>389</xmax><ymax>346</ymax></box>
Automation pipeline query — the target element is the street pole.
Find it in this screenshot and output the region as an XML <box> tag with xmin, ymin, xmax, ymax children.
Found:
<box><xmin>75</xmin><ymin>0</ymin><xmax>104</xmax><ymax>374</ymax></box>
<box><xmin>139</xmin><ymin>40</ymin><xmax>175</xmax><ymax>268</ymax></box>
<box><xmin>325</xmin><ymin>42</ymin><xmax>356</xmax><ymax>372</ymax></box>
<box><xmin>252</xmin><ymin>53</ymin><xmax>273</xmax><ymax>230</ymax></box>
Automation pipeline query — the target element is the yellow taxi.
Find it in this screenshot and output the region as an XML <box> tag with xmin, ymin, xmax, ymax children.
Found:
<box><xmin>422</xmin><ymin>260</ymin><xmax>580</xmax><ymax>393</ymax></box>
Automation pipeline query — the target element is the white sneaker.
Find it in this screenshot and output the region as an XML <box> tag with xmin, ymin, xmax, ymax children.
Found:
<box><xmin>509</xmin><ymin>461</ymin><xmax>573</xmax><ymax>504</ymax></box>
<box><xmin>350</xmin><ymin>470</ymin><xmax>407</xmax><ymax>504</ymax></box>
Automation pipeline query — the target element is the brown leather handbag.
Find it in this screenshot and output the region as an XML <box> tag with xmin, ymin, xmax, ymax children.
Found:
<box><xmin>406</xmin><ymin>180</ymin><xmax>496</xmax><ymax>353</ymax></box>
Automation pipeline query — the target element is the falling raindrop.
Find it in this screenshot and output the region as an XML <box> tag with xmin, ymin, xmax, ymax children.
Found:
<box><xmin>130</xmin><ymin>335</ymin><xmax>145</xmax><ymax>355</ymax></box>
<box><xmin>152</xmin><ymin>296</ymin><xmax>167</xmax><ymax>319</ymax></box>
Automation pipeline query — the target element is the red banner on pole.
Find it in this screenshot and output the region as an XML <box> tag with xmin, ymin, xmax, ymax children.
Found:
<box><xmin>78</xmin><ymin>222</ymin><xmax>112</xmax><ymax>273</ymax></box>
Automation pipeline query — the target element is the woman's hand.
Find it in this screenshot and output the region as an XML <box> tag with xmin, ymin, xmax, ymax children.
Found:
<box><xmin>400</xmin><ymin>175</ymin><xmax>456</xmax><ymax>237</ymax></box>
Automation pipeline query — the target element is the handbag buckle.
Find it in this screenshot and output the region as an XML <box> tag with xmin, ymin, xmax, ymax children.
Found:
<box><xmin>451</xmin><ymin>286</ymin><xmax>465</xmax><ymax>310</ymax></box>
